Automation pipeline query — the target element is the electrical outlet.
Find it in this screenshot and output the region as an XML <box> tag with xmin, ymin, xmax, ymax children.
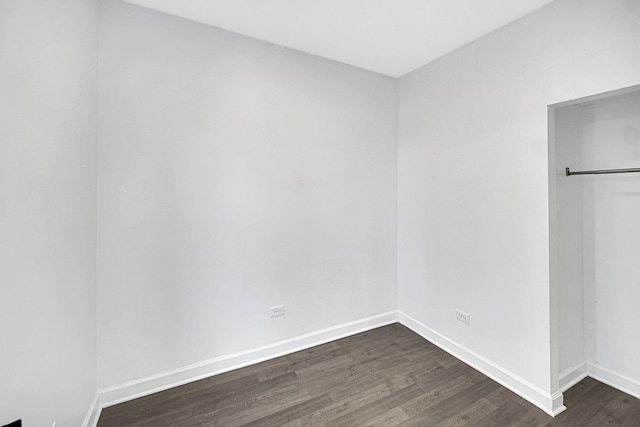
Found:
<box><xmin>455</xmin><ymin>310</ymin><xmax>470</xmax><ymax>325</ymax></box>
<box><xmin>270</xmin><ymin>305</ymin><xmax>285</xmax><ymax>317</ymax></box>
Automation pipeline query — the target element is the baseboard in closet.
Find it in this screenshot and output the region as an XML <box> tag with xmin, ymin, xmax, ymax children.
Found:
<box><xmin>559</xmin><ymin>362</ymin><xmax>589</xmax><ymax>393</ymax></box>
<box><xmin>559</xmin><ymin>361</ymin><xmax>640</xmax><ymax>400</ymax></box>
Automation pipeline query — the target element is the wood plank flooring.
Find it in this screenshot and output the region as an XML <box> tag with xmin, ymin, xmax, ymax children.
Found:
<box><xmin>97</xmin><ymin>324</ymin><xmax>640</xmax><ymax>426</ymax></box>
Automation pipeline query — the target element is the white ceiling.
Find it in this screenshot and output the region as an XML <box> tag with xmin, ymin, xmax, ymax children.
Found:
<box><xmin>123</xmin><ymin>0</ymin><xmax>556</xmax><ymax>77</ymax></box>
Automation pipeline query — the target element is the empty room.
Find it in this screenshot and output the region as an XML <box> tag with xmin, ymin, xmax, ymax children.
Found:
<box><xmin>1</xmin><ymin>0</ymin><xmax>640</xmax><ymax>426</ymax></box>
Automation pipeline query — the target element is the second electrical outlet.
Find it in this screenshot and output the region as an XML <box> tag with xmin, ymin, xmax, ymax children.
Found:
<box><xmin>270</xmin><ymin>305</ymin><xmax>285</xmax><ymax>317</ymax></box>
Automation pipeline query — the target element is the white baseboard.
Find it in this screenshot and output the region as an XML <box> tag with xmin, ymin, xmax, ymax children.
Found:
<box><xmin>559</xmin><ymin>361</ymin><xmax>640</xmax><ymax>401</ymax></box>
<box><xmin>587</xmin><ymin>362</ymin><xmax>640</xmax><ymax>400</ymax></box>
<box><xmin>83</xmin><ymin>311</ymin><xmax>399</xmax><ymax>427</ymax></box>
<box><xmin>81</xmin><ymin>392</ymin><xmax>101</xmax><ymax>427</ymax></box>
<box><xmin>84</xmin><ymin>309</ymin><xmax>592</xmax><ymax>425</ymax></box>
<box><xmin>398</xmin><ymin>312</ymin><xmax>565</xmax><ymax>417</ymax></box>
<box><xmin>559</xmin><ymin>362</ymin><xmax>588</xmax><ymax>392</ymax></box>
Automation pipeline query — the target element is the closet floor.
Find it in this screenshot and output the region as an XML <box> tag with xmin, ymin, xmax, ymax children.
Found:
<box><xmin>97</xmin><ymin>323</ymin><xmax>640</xmax><ymax>426</ymax></box>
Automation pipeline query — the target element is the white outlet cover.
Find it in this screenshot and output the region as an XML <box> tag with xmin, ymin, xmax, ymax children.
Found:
<box><xmin>270</xmin><ymin>305</ymin><xmax>285</xmax><ymax>317</ymax></box>
<box><xmin>456</xmin><ymin>310</ymin><xmax>471</xmax><ymax>325</ymax></box>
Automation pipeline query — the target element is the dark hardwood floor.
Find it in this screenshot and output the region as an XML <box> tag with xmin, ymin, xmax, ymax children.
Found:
<box><xmin>97</xmin><ymin>324</ymin><xmax>640</xmax><ymax>426</ymax></box>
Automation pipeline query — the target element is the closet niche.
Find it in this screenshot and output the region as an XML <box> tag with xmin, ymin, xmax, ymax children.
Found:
<box><xmin>552</xmin><ymin>85</ymin><xmax>640</xmax><ymax>401</ymax></box>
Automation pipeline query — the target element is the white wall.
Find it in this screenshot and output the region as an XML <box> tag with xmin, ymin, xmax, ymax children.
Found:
<box><xmin>553</xmin><ymin>105</ymin><xmax>585</xmax><ymax>374</ymax></box>
<box><xmin>97</xmin><ymin>0</ymin><xmax>397</xmax><ymax>387</ymax></box>
<box><xmin>3</xmin><ymin>0</ymin><xmax>636</xmax><ymax>420</ymax></box>
<box><xmin>0</xmin><ymin>0</ymin><xmax>98</xmax><ymax>426</ymax></box>
<box><xmin>582</xmin><ymin>92</ymin><xmax>640</xmax><ymax>381</ymax></box>
<box><xmin>398</xmin><ymin>0</ymin><xmax>640</xmax><ymax>398</ymax></box>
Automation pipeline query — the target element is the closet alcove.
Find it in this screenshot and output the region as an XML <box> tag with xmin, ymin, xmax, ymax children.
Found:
<box><xmin>550</xmin><ymin>84</ymin><xmax>640</xmax><ymax>403</ymax></box>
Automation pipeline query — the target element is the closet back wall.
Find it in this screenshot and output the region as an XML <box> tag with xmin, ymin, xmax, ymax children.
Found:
<box><xmin>97</xmin><ymin>0</ymin><xmax>397</xmax><ymax>387</ymax></box>
<box><xmin>581</xmin><ymin>92</ymin><xmax>640</xmax><ymax>384</ymax></box>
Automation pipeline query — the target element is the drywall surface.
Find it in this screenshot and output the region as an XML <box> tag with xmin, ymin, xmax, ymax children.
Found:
<box><xmin>398</xmin><ymin>0</ymin><xmax>640</xmax><ymax>396</ymax></box>
<box><xmin>553</xmin><ymin>106</ymin><xmax>585</xmax><ymax>374</ymax></box>
<box><xmin>98</xmin><ymin>0</ymin><xmax>397</xmax><ymax>386</ymax></box>
<box><xmin>0</xmin><ymin>0</ymin><xmax>98</xmax><ymax>426</ymax></box>
<box><xmin>581</xmin><ymin>92</ymin><xmax>640</xmax><ymax>382</ymax></box>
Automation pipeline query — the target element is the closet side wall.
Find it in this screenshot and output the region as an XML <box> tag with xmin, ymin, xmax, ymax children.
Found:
<box><xmin>555</xmin><ymin>106</ymin><xmax>585</xmax><ymax>375</ymax></box>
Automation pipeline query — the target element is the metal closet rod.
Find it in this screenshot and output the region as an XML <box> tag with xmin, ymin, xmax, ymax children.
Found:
<box><xmin>566</xmin><ymin>167</ymin><xmax>640</xmax><ymax>176</ymax></box>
